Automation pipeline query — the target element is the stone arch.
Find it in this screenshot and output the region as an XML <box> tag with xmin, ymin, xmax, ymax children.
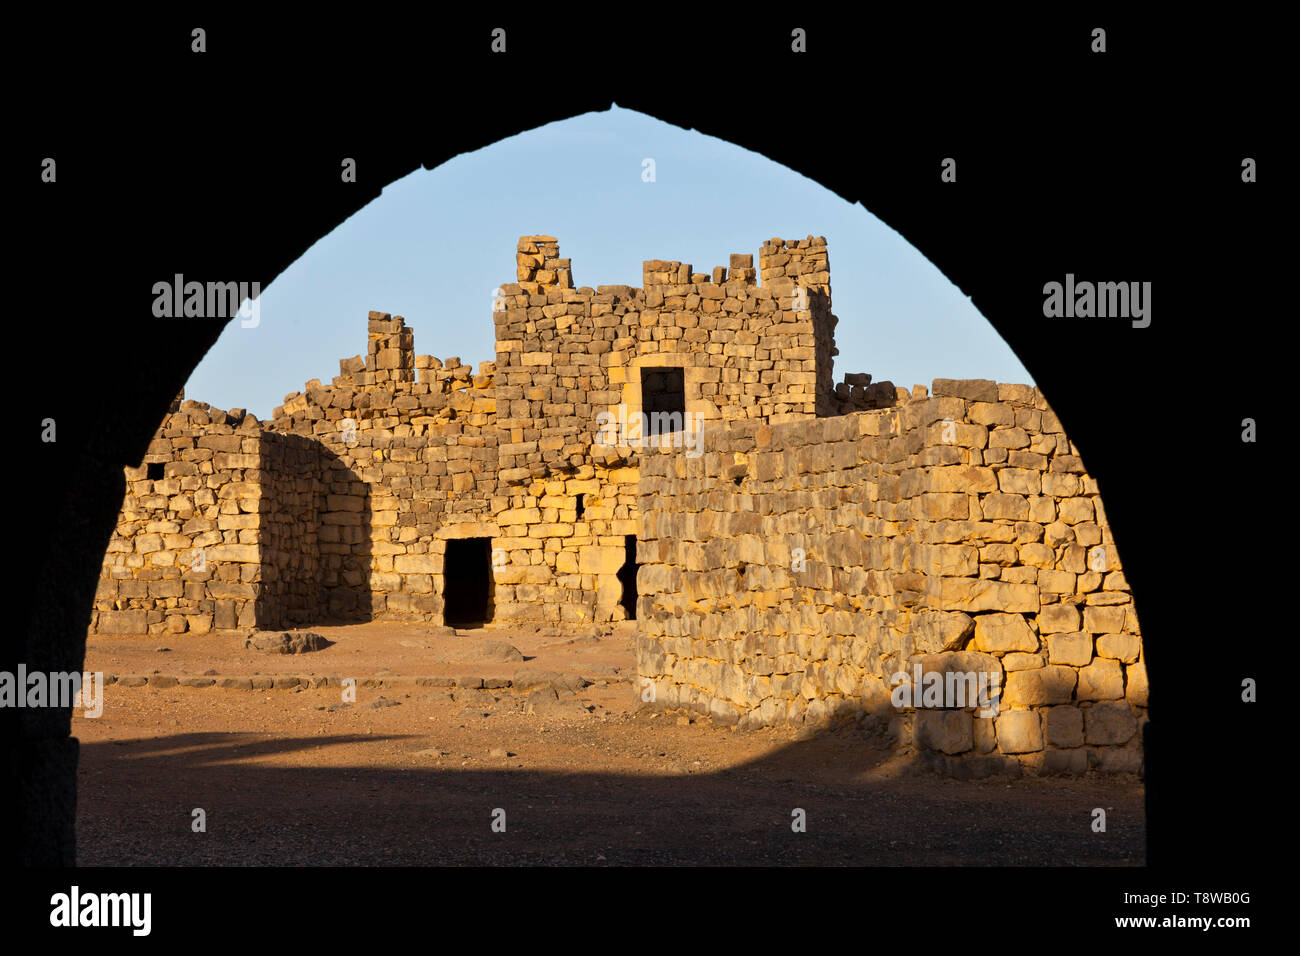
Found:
<box><xmin>14</xmin><ymin>104</ymin><xmax>1178</xmax><ymax>867</ymax></box>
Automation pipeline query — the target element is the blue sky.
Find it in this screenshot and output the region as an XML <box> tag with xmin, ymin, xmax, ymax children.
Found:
<box><xmin>187</xmin><ymin>106</ymin><xmax>1032</xmax><ymax>418</ymax></box>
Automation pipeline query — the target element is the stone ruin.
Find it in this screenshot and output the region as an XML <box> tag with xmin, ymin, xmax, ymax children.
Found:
<box><xmin>93</xmin><ymin>235</ymin><xmax>1146</xmax><ymax>775</ymax></box>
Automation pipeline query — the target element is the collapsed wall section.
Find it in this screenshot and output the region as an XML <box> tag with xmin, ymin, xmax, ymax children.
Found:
<box><xmin>635</xmin><ymin>379</ymin><xmax>1146</xmax><ymax>776</ymax></box>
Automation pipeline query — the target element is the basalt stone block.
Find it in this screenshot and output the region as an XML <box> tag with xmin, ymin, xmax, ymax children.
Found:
<box><xmin>1090</xmin><ymin>745</ymin><xmax>1143</xmax><ymax>774</ymax></box>
<box><xmin>1084</xmin><ymin>701</ymin><xmax>1137</xmax><ymax>745</ymax></box>
<box><xmin>932</xmin><ymin>378</ymin><xmax>998</xmax><ymax>402</ymax></box>
<box><xmin>1038</xmin><ymin>604</ymin><xmax>1081</xmax><ymax>633</ymax></box>
<box><xmin>244</xmin><ymin>631</ymin><xmax>333</xmax><ymax>654</ymax></box>
<box><xmin>1043</xmin><ymin>705</ymin><xmax>1085</xmax><ymax>748</ymax></box>
<box><xmin>1126</xmin><ymin>663</ymin><xmax>1148</xmax><ymax>706</ymax></box>
<box><xmin>995</xmin><ymin>710</ymin><xmax>1043</xmax><ymax>754</ymax></box>
<box><xmin>914</xmin><ymin>709</ymin><xmax>974</xmax><ymax>754</ymax></box>
<box><xmin>972</xmin><ymin>613</ymin><xmax>1038</xmax><ymax>653</ymax></box>
<box><xmin>910</xmin><ymin>610</ymin><xmax>975</xmax><ymax>653</ymax></box>
<box><xmin>1046</xmin><ymin>631</ymin><xmax>1093</xmax><ymax>667</ymax></box>
<box><xmin>1083</xmin><ymin>605</ymin><xmax>1128</xmax><ymax>634</ymax></box>
<box><xmin>96</xmin><ymin>610</ymin><xmax>148</xmax><ymax>635</ymax></box>
<box><xmin>938</xmin><ymin>578</ymin><xmax>1039</xmax><ymax>613</ymax></box>
<box><xmin>1076</xmin><ymin>658</ymin><xmax>1125</xmax><ymax>700</ymax></box>
<box><xmin>1003</xmin><ymin>666</ymin><xmax>1076</xmax><ymax>707</ymax></box>
<box><xmin>1096</xmin><ymin>633</ymin><xmax>1141</xmax><ymax>663</ymax></box>
<box><xmin>1039</xmin><ymin>748</ymin><xmax>1089</xmax><ymax>775</ymax></box>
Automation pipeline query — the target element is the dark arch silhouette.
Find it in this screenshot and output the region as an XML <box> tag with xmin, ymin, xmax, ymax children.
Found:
<box><xmin>11</xmin><ymin>20</ymin><xmax>1270</xmax><ymax>869</ymax></box>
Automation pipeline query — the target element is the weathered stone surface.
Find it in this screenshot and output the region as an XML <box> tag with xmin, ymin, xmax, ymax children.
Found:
<box><xmin>437</xmin><ymin>641</ymin><xmax>524</xmax><ymax>664</ymax></box>
<box><xmin>996</xmin><ymin>711</ymin><xmax>1043</xmax><ymax>754</ymax></box>
<box><xmin>972</xmin><ymin>613</ymin><xmax>1038</xmax><ymax>653</ymax></box>
<box><xmin>416</xmin><ymin>676</ymin><xmax>456</xmax><ymax>688</ymax></box>
<box><xmin>453</xmin><ymin>688</ymin><xmax>493</xmax><ymax>708</ymax></box>
<box><xmin>911</xmin><ymin>650</ymin><xmax>1003</xmax><ymax>681</ymax></box>
<box><xmin>1083</xmin><ymin>605</ymin><xmax>1127</xmax><ymax>634</ymax></box>
<box><xmin>1084</xmin><ymin>701</ymin><xmax>1137</xmax><ymax>745</ymax></box>
<box><xmin>1043</xmin><ymin>705</ymin><xmax>1084</xmax><ymax>748</ymax></box>
<box><xmin>915</xmin><ymin>710</ymin><xmax>973</xmax><ymax>754</ymax></box>
<box><xmin>997</xmin><ymin>467</ymin><xmax>1040</xmax><ymax>494</ymax></box>
<box><xmin>1046</xmin><ymin>631</ymin><xmax>1093</xmax><ymax>667</ymax></box>
<box><xmin>981</xmin><ymin>494</ymin><xmax>1029</xmax><ymax>521</ymax></box>
<box><xmin>939</xmin><ymin>578</ymin><xmax>1039</xmax><ymax>613</ymax></box>
<box><xmin>930</xmin><ymin>466</ymin><xmax>997</xmax><ymax>494</ymax></box>
<box><xmin>932</xmin><ymin>378</ymin><xmax>997</xmax><ymax>402</ymax></box>
<box><xmin>1126</xmin><ymin>663</ymin><xmax>1148</xmax><ymax>706</ymax></box>
<box><xmin>1002</xmin><ymin>652</ymin><xmax>1044</xmax><ymax>671</ymax></box>
<box><xmin>1096</xmin><ymin>633</ymin><xmax>1140</xmax><ymax>663</ymax></box>
<box><xmin>512</xmin><ymin>668</ymin><xmax>588</xmax><ymax>695</ymax></box>
<box><xmin>911</xmin><ymin>610</ymin><xmax>974</xmax><ymax>653</ymax></box>
<box><xmin>1038</xmin><ymin>603</ymin><xmax>1081</xmax><ymax>633</ymax></box>
<box><xmin>96</xmin><ymin>610</ymin><xmax>148</xmax><ymax>635</ymax></box>
<box><xmin>1038</xmin><ymin>748</ymin><xmax>1089</xmax><ymax>775</ymax></box>
<box><xmin>245</xmin><ymin>631</ymin><xmax>332</xmax><ymax>654</ymax></box>
<box><xmin>1091</xmin><ymin>746</ymin><xmax>1142</xmax><ymax>774</ymax></box>
<box><xmin>207</xmin><ymin>544</ymin><xmax>259</xmax><ymax>563</ymax></box>
<box><xmin>1003</xmin><ymin>666</ymin><xmax>1076</xmax><ymax>707</ymax></box>
<box><xmin>525</xmin><ymin>687</ymin><xmax>589</xmax><ymax>718</ymax></box>
<box><xmin>1076</xmin><ymin>658</ymin><xmax>1125</xmax><ymax>701</ymax></box>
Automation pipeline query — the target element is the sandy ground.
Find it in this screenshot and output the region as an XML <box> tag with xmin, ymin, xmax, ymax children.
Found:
<box><xmin>74</xmin><ymin>621</ymin><xmax>1145</xmax><ymax>865</ymax></box>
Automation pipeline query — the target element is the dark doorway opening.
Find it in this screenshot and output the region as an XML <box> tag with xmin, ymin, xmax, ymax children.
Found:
<box><xmin>641</xmin><ymin>366</ymin><xmax>685</xmax><ymax>437</ymax></box>
<box><xmin>618</xmin><ymin>535</ymin><xmax>638</xmax><ymax>621</ymax></box>
<box><xmin>443</xmin><ymin>537</ymin><xmax>493</xmax><ymax>627</ymax></box>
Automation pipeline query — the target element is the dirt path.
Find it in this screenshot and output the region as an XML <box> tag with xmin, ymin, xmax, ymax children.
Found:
<box><xmin>74</xmin><ymin>622</ymin><xmax>1145</xmax><ymax>865</ymax></box>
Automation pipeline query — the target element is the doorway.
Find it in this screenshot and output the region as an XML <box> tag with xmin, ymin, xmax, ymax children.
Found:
<box><xmin>617</xmin><ymin>535</ymin><xmax>638</xmax><ymax>621</ymax></box>
<box><xmin>443</xmin><ymin>537</ymin><xmax>493</xmax><ymax>627</ymax></box>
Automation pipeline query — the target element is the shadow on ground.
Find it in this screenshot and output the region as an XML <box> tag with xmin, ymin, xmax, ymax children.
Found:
<box><xmin>75</xmin><ymin>725</ymin><xmax>1144</xmax><ymax>866</ymax></box>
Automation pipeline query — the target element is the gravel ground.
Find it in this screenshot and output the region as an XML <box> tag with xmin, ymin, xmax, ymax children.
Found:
<box><xmin>74</xmin><ymin>622</ymin><xmax>1145</xmax><ymax>866</ymax></box>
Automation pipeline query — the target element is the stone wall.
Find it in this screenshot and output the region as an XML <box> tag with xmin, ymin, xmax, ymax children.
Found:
<box><xmin>256</xmin><ymin>431</ymin><xmax>330</xmax><ymax>627</ymax></box>
<box><xmin>635</xmin><ymin>378</ymin><xmax>1146</xmax><ymax>775</ymax></box>
<box><xmin>91</xmin><ymin>235</ymin><xmax>1145</xmax><ymax>776</ymax></box>
<box><xmin>479</xmin><ymin>234</ymin><xmax>846</xmax><ymax>622</ymax></box>
<box><xmin>266</xmin><ymin>312</ymin><xmax>499</xmax><ymax>624</ymax></box>
<box><xmin>95</xmin><ymin>234</ymin><xmax>857</xmax><ymax>632</ymax></box>
<box><xmin>93</xmin><ymin>400</ymin><xmax>267</xmax><ymax>635</ymax></box>
<box><xmin>264</xmin><ymin>308</ymin><xmax>642</xmax><ymax>625</ymax></box>
<box><xmin>495</xmin><ymin>234</ymin><xmax>840</xmax><ymax>485</ymax></box>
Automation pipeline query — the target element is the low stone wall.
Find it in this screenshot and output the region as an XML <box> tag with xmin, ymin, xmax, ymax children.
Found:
<box><xmin>635</xmin><ymin>379</ymin><xmax>1146</xmax><ymax>775</ymax></box>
